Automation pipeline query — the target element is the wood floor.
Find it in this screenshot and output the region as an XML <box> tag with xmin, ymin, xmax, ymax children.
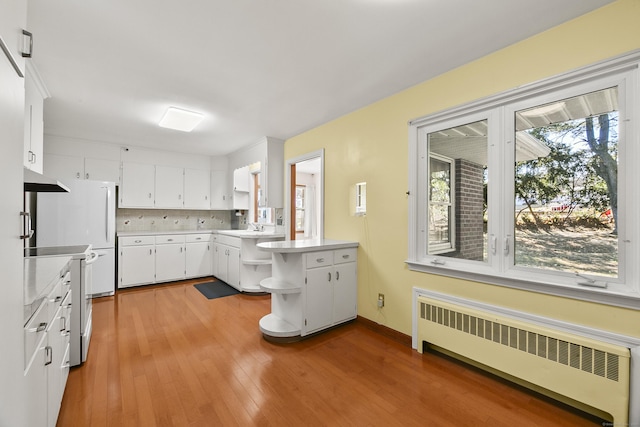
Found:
<box><xmin>57</xmin><ymin>278</ymin><xmax>604</xmax><ymax>426</ymax></box>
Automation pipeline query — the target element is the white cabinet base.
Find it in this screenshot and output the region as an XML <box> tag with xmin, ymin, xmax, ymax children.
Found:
<box><xmin>256</xmin><ymin>240</ymin><xmax>358</xmax><ymax>341</ymax></box>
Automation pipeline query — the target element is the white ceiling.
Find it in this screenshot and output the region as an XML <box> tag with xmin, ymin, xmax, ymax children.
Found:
<box><xmin>27</xmin><ymin>0</ymin><xmax>613</xmax><ymax>157</ymax></box>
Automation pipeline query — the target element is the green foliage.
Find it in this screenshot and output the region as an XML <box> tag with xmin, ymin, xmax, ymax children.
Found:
<box><xmin>514</xmin><ymin>113</ymin><xmax>618</xmax><ymax>230</ymax></box>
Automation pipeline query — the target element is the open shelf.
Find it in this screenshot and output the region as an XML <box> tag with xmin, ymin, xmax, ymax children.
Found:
<box><xmin>259</xmin><ymin>277</ymin><xmax>301</xmax><ymax>294</ymax></box>
<box><xmin>259</xmin><ymin>314</ymin><xmax>300</xmax><ymax>337</ymax></box>
<box><xmin>242</xmin><ymin>259</ymin><xmax>272</xmax><ymax>266</ymax></box>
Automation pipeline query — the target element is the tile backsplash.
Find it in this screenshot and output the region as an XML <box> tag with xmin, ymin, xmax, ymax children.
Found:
<box><xmin>117</xmin><ymin>209</ymin><xmax>234</xmax><ymax>233</ymax></box>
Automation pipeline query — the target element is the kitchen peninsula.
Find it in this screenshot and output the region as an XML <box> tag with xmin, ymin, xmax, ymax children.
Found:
<box><xmin>256</xmin><ymin>239</ymin><xmax>358</xmax><ymax>341</ymax></box>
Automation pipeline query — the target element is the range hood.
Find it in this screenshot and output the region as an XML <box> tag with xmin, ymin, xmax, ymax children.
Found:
<box><xmin>24</xmin><ymin>168</ymin><xmax>70</xmax><ymax>193</ymax></box>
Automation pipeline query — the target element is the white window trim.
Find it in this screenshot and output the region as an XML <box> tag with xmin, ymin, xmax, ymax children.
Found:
<box><xmin>407</xmin><ymin>50</ymin><xmax>640</xmax><ymax>310</ymax></box>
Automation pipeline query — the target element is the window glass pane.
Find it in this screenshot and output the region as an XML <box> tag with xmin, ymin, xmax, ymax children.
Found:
<box><xmin>514</xmin><ymin>87</ymin><xmax>619</xmax><ymax>278</ymax></box>
<box><xmin>427</xmin><ymin>119</ymin><xmax>488</xmax><ymax>261</ymax></box>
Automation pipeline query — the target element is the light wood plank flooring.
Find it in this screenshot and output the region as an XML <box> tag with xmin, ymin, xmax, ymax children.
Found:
<box><xmin>57</xmin><ymin>278</ymin><xmax>603</xmax><ymax>426</ymax></box>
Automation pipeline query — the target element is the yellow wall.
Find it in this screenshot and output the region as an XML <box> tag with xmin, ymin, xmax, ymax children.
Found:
<box><xmin>284</xmin><ymin>0</ymin><xmax>640</xmax><ymax>338</ymax></box>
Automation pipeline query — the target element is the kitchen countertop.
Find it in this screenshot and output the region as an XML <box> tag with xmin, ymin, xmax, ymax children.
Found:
<box><xmin>24</xmin><ymin>256</ymin><xmax>72</xmax><ymax>325</ymax></box>
<box><xmin>117</xmin><ymin>229</ymin><xmax>220</xmax><ymax>237</ymax></box>
<box><xmin>218</xmin><ymin>230</ymin><xmax>285</xmax><ymax>239</ymax></box>
<box><xmin>257</xmin><ymin>239</ymin><xmax>358</xmax><ymax>253</ymax></box>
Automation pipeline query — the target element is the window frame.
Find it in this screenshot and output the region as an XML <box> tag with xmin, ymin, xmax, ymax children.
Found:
<box><xmin>427</xmin><ymin>152</ymin><xmax>455</xmax><ymax>255</ymax></box>
<box><xmin>407</xmin><ymin>51</ymin><xmax>640</xmax><ymax>310</ymax></box>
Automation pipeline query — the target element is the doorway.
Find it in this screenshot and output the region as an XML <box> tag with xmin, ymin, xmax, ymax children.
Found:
<box><xmin>286</xmin><ymin>150</ymin><xmax>323</xmax><ymax>240</ymax></box>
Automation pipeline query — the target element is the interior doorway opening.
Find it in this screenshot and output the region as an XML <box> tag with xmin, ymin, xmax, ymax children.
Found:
<box><xmin>287</xmin><ymin>150</ymin><xmax>323</xmax><ymax>240</ymax></box>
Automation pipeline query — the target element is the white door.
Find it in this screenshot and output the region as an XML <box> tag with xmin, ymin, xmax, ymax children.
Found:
<box><xmin>0</xmin><ymin>2</ymin><xmax>29</xmax><ymax>424</ymax></box>
<box><xmin>304</xmin><ymin>266</ymin><xmax>333</xmax><ymax>334</ymax></box>
<box><xmin>91</xmin><ymin>248</ymin><xmax>115</xmax><ymax>295</ymax></box>
<box><xmin>186</xmin><ymin>242</ymin><xmax>211</xmax><ymax>278</ymax></box>
<box><xmin>120</xmin><ymin>245</ymin><xmax>155</xmax><ymax>287</ymax></box>
<box><xmin>120</xmin><ymin>162</ymin><xmax>155</xmax><ymax>208</ymax></box>
<box><xmin>155</xmin><ymin>244</ymin><xmax>185</xmax><ymax>282</ymax></box>
<box><xmin>227</xmin><ymin>246</ymin><xmax>240</xmax><ymax>290</ymax></box>
<box><xmin>37</xmin><ymin>180</ymin><xmax>115</xmax><ymax>249</ymax></box>
<box><xmin>155</xmin><ymin>165</ymin><xmax>184</xmax><ymax>208</ymax></box>
<box><xmin>333</xmin><ymin>263</ymin><xmax>357</xmax><ymax>324</ymax></box>
<box><xmin>184</xmin><ymin>168</ymin><xmax>210</xmax><ymax>209</ymax></box>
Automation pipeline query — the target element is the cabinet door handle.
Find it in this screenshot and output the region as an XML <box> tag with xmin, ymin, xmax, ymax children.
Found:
<box><xmin>328</xmin><ymin>272</ymin><xmax>331</xmax><ymax>282</ymax></box>
<box><xmin>148</xmin><ymin>193</ymin><xmax>152</xmax><ymax>198</ymax></box>
<box><xmin>76</xmin><ymin>172</ymin><xmax>81</xmax><ymax>179</ymax></box>
<box><xmin>316</xmin><ymin>258</ymin><xmax>325</xmax><ymax>263</ymax></box>
<box><xmin>49</xmin><ymin>295</ymin><xmax>62</xmax><ymax>303</ymax></box>
<box><xmin>196</xmin><ymin>237</ymin><xmax>201</xmax><ymax>240</ymax></box>
<box><xmin>135</xmin><ymin>239</ymin><xmax>142</xmax><ymax>243</ymax></box>
<box><xmin>167</xmin><ymin>238</ymin><xmax>173</xmax><ymax>242</ymax></box>
<box><xmin>60</xmin><ymin>316</ymin><xmax>66</xmax><ymax>332</ymax></box>
<box><xmin>21</xmin><ymin>30</ymin><xmax>33</xmax><ymax>58</ymax></box>
<box><xmin>86</xmin><ymin>172</ymin><xmax>89</xmax><ymax>179</ymax></box>
<box><xmin>45</xmin><ymin>346</ymin><xmax>52</xmax><ymax>366</ymax></box>
<box><xmin>180</xmin><ymin>247</ymin><xmax>183</xmax><ymax>253</ymax></box>
<box><xmin>26</xmin><ymin>322</ymin><xmax>47</xmax><ymax>333</ymax></box>
<box><xmin>336</xmin><ymin>271</ymin><xmax>340</xmax><ymax>281</ymax></box>
<box><xmin>342</xmin><ymin>255</ymin><xmax>349</xmax><ymax>259</ymax></box>
<box><xmin>149</xmin><ymin>249</ymin><xmax>153</xmax><ymax>255</ymax></box>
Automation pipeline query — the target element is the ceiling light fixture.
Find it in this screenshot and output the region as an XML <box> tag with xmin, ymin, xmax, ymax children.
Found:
<box><xmin>159</xmin><ymin>107</ymin><xmax>204</xmax><ymax>132</ymax></box>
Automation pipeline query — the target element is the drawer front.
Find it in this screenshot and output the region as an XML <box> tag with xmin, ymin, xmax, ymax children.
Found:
<box><xmin>333</xmin><ymin>248</ymin><xmax>357</xmax><ymax>265</ymax></box>
<box><xmin>217</xmin><ymin>234</ymin><xmax>240</xmax><ymax>248</ymax></box>
<box><xmin>156</xmin><ymin>235</ymin><xmax>185</xmax><ymax>244</ymax></box>
<box><xmin>305</xmin><ymin>251</ymin><xmax>332</xmax><ymax>269</ymax></box>
<box><xmin>119</xmin><ymin>235</ymin><xmax>155</xmax><ymax>246</ymax></box>
<box><xmin>24</xmin><ymin>301</ymin><xmax>50</xmax><ymax>369</ymax></box>
<box><xmin>47</xmin><ymin>279</ymin><xmax>63</xmax><ymax>319</ymax></box>
<box><xmin>186</xmin><ymin>233</ymin><xmax>212</xmax><ymax>243</ymax></box>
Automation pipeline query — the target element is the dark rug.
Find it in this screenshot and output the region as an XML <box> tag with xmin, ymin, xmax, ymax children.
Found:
<box><xmin>194</xmin><ymin>281</ymin><xmax>240</xmax><ymax>299</ymax></box>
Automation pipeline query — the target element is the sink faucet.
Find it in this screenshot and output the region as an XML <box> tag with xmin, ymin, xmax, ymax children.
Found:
<box><xmin>249</xmin><ymin>223</ymin><xmax>263</xmax><ymax>231</ymax></box>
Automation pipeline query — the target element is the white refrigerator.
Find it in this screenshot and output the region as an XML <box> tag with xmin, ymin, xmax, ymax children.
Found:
<box><xmin>37</xmin><ymin>180</ymin><xmax>116</xmax><ymax>296</ymax></box>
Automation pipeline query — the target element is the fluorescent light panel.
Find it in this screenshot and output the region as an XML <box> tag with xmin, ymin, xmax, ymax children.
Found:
<box><xmin>159</xmin><ymin>107</ymin><xmax>204</xmax><ymax>132</ymax></box>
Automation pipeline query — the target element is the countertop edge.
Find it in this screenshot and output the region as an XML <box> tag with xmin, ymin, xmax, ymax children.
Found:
<box><xmin>257</xmin><ymin>239</ymin><xmax>359</xmax><ymax>253</ymax></box>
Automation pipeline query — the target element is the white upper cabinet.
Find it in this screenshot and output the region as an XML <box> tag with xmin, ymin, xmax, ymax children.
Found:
<box><xmin>183</xmin><ymin>168</ymin><xmax>210</xmax><ymax>209</ymax></box>
<box><xmin>84</xmin><ymin>157</ymin><xmax>120</xmax><ymax>182</ymax></box>
<box><xmin>120</xmin><ymin>162</ymin><xmax>155</xmax><ymax>208</ymax></box>
<box><xmin>155</xmin><ymin>165</ymin><xmax>184</xmax><ymax>208</ymax></box>
<box><xmin>44</xmin><ymin>153</ymin><xmax>84</xmax><ymax>182</ymax></box>
<box><xmin>23</xmin><ymin>63</ymin><xmax>47</xmax><ymax>173</ymax></box>
<box><xmin>233</xmin><ymin>165</ymin><xmax>250</xmax><ymax>192</ymax></box>
<box><xmin>263</xmin><ymin>139</ymin><xmax>284</xmax><ymax>208</ymax></box>
<box><xmin>210</xmin><ymin>170</ymin><xmax>230</xmax><ymax>210</ymax></box>
<box><xmin>44</xmin><ymin>154</ymin><xmax>119</xmax><ymax>184</ymax></box>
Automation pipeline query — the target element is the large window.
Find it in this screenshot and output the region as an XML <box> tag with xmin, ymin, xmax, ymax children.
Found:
<box><xmin>407</xmin><ymin>53</ymin><xmax>640</xmax><ymax>308</ymax></box>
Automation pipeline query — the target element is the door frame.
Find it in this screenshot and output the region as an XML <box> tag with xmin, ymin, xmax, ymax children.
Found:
<box><xmin>286</xmin><ymin>149</ymin><xmax>324</xmax><ymax>240</ymax></box>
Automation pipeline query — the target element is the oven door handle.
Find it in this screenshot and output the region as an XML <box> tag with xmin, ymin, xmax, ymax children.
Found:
<box><xmin>85</xmin><ymin>251</ymin><xmax>101</xmax><ymax>265</ymax></box>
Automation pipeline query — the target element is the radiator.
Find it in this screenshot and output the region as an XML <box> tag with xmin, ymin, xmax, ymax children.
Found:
<box><xmin>414</xmin><ymin>291</ymin><xmax>638</xmax><ymax>425</ymax></box>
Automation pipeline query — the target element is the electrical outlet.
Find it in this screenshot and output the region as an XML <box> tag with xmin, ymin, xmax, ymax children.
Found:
<box><xmin>377</xmin><ymin>293</ymin><xmax>385</xmax><ymax>308</ymax></box>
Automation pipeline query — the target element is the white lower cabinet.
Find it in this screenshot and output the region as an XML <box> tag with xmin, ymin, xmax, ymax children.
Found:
<box><xmin>119</xmin><ymin>233</ymin><xmax>216</xmax><ymax>288</ymax></box>
<box><xmin>215</xmin><ymin>235</ymin><xmax>241</xmax><ymax>290</ymax></box>
<box><xmin>185</xmin><ymin>234</ymin><xmax>212</xmax><ymax>278</ymax></box>
<box><xmin>155</xmin><ymin>235</ymin><xmax>186</xmax><ymax>282</ymax></box>
<box><xmin>258</xmin><ymin>242</ymin><xmax>358</xmax><ymax>339</ymax></box>
<box><xmin>119</xmin><ymin>236</ymin><xmax>156</xmax><ymax>288</ymax></box>
<box><xmin>24</xmin><ymin>268</ymin><xmax>72</xmax><ymax>427</ymax></box>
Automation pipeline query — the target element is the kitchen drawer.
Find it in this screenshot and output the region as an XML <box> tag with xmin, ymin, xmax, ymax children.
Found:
<box><xmin>217</xmin><ymin>234</ymin><xmax>240</xmax><ymax>248</ymax></box>
<box><xmin>46</xmin><ymin>279</ymin><xmax>63</xmax><ymax>320</ymax></box>
<box><xmin>186</xmin><ymin>233</ymin><xmax>211</xmax><ymax>243</ymax></box>
<box><xmin>119</xmin><ymin>235</ymin><xmax>155</xmax><ymax>246</ymax></box>
<box><xmin>156</xmin><ymin>234</ymin><xmax>185</xmax><ymax>244</ymax></box>
<box><xmin>24</xmin><ymin>301</ymin><xmax>49</xmax><ymax>370</ymax></box>
<box><xmin>305</xmin><ymin>251</ymin><xmax>332</xmax><ymax>269</ymax></box>
<box><xmin>333</xmin><ymin>248</ymin><xmax>357</xmax><ymax>265</ymax></box>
